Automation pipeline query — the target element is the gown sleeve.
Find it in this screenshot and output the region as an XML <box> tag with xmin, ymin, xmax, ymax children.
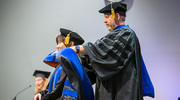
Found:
<box><xmin>43</xmin><ymin>51</ymin><xmax>58</xmax><ymax>68</ymax></box>
<box><xmin>41</xmin><ymin>70</ymin><xmax>67</xmax><ymax>100</ymax></box>
<box><xmin>82</xmin><ymin>28</ymin><xmax>135</xmax><ymax>80</ymax></box>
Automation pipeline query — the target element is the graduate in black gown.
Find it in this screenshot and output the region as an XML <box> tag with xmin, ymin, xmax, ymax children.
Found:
<box><xmin>34</xmin><ymin>28</ymin><xmax>94</xmax><ymax>100</ymax></box>
<box><xmin>70</xmin><ymin>2</ymin><xmax>154</xmax><ymax>100</ymax></box>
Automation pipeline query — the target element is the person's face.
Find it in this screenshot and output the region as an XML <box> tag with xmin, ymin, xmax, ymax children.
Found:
<box><xmin>56</xmin><ymin>38</ymin><xmax>66</xmax><ymax>51</ymax></box>
<box><xmin>35</xmin><ymin>77</ymin><xmax>45</xmax><ymax>90</ymax></box>
<box><xmin>104</xmin><ymin>13</ymin><xmax>117</xmax><ymax>31</ymax></box>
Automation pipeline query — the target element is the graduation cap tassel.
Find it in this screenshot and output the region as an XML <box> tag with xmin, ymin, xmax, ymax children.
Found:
<box><xmin>110</xmin><ymin>2</ymin><xmax>115</xmax><ymax>19</ymax></box>
<box><xmin>64</xmin><ymin>33</ymin><xmax>70</xmax><ymax>45</ymax></box>
<box><xmin>64</xmin><ymin>31</ymin><xmax>76</xmax><ymax>45</ymax></box>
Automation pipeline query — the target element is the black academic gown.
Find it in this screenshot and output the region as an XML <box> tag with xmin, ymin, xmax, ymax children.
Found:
<box><xmin>38</xmin><ymin>50</ymin><xmax>95</xmax><ymax>100</ymax></box>
<box><xmin>82</xmin><ymin>27</ymin><xmax>143</xmax><ymax>100</ymax></box>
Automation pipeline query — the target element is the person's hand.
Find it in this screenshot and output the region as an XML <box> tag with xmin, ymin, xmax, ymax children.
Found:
<box><xmin>34</xmin><ymin>93</ymin><xmax>42</xmax><ymax>100</ymax></box>
<box><xmin>51</xmin><ymin>51</ymin><xmax>58</xmax><ymax>55</ymax></box>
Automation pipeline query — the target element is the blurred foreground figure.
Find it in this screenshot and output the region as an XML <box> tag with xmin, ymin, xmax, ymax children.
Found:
<box><xmin>33</xmin><ymin>70</ymin><xmax>50</xmax><ymax>93</ymax></box>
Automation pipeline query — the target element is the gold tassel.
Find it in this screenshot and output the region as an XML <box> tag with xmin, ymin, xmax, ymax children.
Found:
<box><xmin>64</xmin><ymin>31</ymin><xmax>76</xmax><ymax>45</ymax></box>
<box><xmin>64</xmin><ymin>33</ymin><xmax>70</xmax><ymax>45</ymax></box>
<box><xmin>110</xmin><ymin>2</ymin><xmax>115</xmax><ymax>19</ymax></box>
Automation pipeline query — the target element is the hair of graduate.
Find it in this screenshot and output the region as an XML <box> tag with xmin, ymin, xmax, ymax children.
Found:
<box><xmin>116</xmin><ymin>12</ymin><xmax>126</xmax><ymax>22</ymax></box>
<box><xmin>56</xmin><ymin>34</ymin><xmax>74</xmax><ymax>47</ymax></box>
<box><xmin>56</xmin><ymin>34</ymin><xmax>66</xmax><ymax>44</ymax></box>
<box><xmin>120</xmin><ymin>15</ymin><xmax>126</xmax><ymax>22</ymax></box>
<box><xmin>35</xmin><ymin>77</ymin><xmax>49</xmax><ymax>93</ymax></box>
<box><xmin>114</xmin><ymin>12</ymin><xmax>125</xmax><ymax>22</ymax></box>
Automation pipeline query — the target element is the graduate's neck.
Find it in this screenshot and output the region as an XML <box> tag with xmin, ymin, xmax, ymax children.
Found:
<box><xmin>114</xmin><ymin>22</ymin><xmax>125</xmax><ymax>29</ymax></box>
<box><xmin>119</xmin><ymin>21</ymin><xmax>125</xmax><ymax>26</ymax></box>
<box><xmin>114</xmin><ymin>23</ymin><xmax>128</xmax><ymax>30</ymax></box>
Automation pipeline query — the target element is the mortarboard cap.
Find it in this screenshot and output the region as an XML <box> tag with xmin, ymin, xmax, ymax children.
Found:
<box><xmin>60</xmin><ymin>28</ymin><xmax>84</xmax><ymax>45</ymax></box>
<box><xmin>33</xmin><ymin>70</ymin><xmax>51</xmax><ymax>78</ymax></box>
<box><xmin>99</xmin><ymin>2</ymin><xmax>127</xmax><ymax>17</ymax></box>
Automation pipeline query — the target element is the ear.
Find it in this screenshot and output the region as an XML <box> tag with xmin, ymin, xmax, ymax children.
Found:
<box><xmin>115</xmin><ymin>13</ymin><xmax>120</xmax><ymax>20</ymax></box>
<box><xmin>68</xmin><ymin>41</ymin><xmax>75</xmax><ymax>47</ymax></box>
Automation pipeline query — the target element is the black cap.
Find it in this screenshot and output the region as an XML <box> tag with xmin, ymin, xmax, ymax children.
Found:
<box><xmin>33</xmin><ymin>70</ymin><xmax>51</xmax><ymax>78</ymax></box>
<box><xmin>60</xmin><ymin>28</ymin><xmax>84</xmax><ymax>45</ymax></box>
<box><xmin>99</xmin><ymin>2</ymin><xmax>127</xmax><ymax>16</ymax></box>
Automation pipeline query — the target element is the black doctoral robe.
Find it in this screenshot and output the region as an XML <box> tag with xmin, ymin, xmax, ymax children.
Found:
<box><xmin>82</xmin><ymin>27</ymin><xmax>143</xmax><ymax>100</ymax></box>
<box><xmin>38</xmin><ymin>49</ymin><xmax>95</xmax><ymax>100</ymax></box>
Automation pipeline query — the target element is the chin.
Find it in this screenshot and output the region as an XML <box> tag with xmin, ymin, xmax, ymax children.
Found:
<box><xmin>38</xmin><ymin>87</ymin><xmax>42</xmax><ymax>90</ymax></box>
<box><xmin>107</xmin><ymin>26</ymin><xmax>114</xmax><ymax>31</ymax></box>
<box><xmin>108</xmin><ymin>28</ymin><xmax>113</xmax><ymax>32</ymax></box>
